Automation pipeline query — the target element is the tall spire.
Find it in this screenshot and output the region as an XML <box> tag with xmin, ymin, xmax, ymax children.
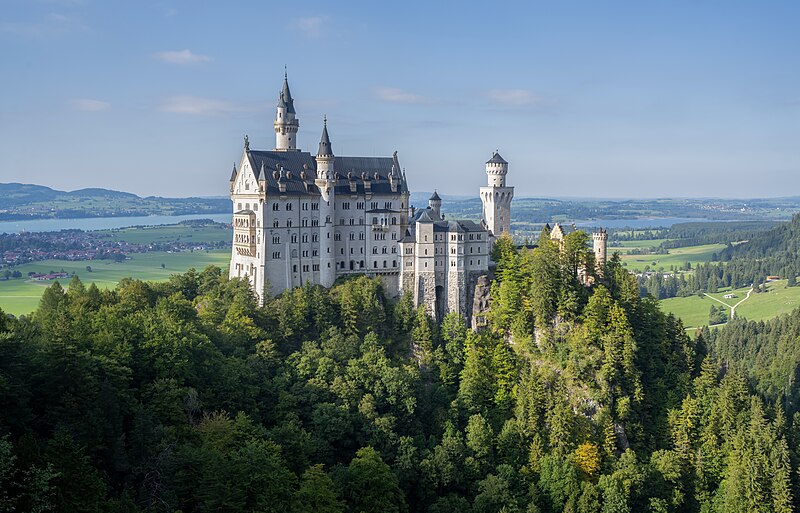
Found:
<box><xmin>281</xmin><ymin>68</ymin><xmax>295</xmax><ymax>114</ymax></box>
<box><xmin>317</xmin><ymin>116</ymin><xmax>333</xmax><ymax>157</ymax></box>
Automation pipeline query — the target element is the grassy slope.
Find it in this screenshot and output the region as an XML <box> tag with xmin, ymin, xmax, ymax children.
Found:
<box><xmin>0</xmin><ymin>250</ymin><xmax>230</xmax><ymax>316</ymax></box>
<box><xmin>618</xmin><ymin>243</ymin><xmax>725</xmax><ymax>272</ymax></box>
<box><xmin>660</xmin><ymin>280</ymin><xmax>800</xmax><ymax>329</ymax></box>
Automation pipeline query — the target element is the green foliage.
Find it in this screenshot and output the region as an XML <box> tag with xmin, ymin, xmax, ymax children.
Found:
<box><xmin>1</xmin><ymin>256</ymin><xmax>799</xmax><ymax>512</ymax></box>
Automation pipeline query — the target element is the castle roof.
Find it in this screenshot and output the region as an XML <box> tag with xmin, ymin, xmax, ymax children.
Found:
<box><xmin>401</xmin><ymin>207</ymin><xmax>486</xmax><ymax>242</ymax></box>
<box><xmin>486</xmin><ymin>151</ymin><xmax>507</xmax><ymax>165</ymax></box>
<box><xmin>243</xmin><ymin>150</ymin><xmax>409</xmax><ymax>196</ymax></box>
<box><xmin>317</xmin><ymin>119</ymin><xmax>333</xmax><ymax>157</ymax></box>
<box><xmin>429</xmin><ymin>190</ymin><xmax>441</xmax><ymax>201</ymax></box>
<box><xmin>278</xmin><ymin>74</ymin><xmax>296</xmax><ymax>114</ymax></box>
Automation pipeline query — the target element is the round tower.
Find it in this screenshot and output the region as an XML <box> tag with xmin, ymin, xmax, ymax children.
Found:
<box><xmin>485</xmin><ymin>151</ymin><xmax>509</xmax><ymax>187</ymax></box>
<box><xmin>593</xmin><ymin>229</ymin><xmax>608</xmax><ymax>276</ymax></box>
<box><xmin>480</xmin><ymin>151</ymin><xmax>514</xmax><ymax>237</ymax></box>
<box><xmin>274</xmin><ymin>71</ymin><xmax>299</xmax><ymax>151</ymax></box>
<box><xmin>315</xmin><ymin>117</ymin><xmax>336</xmax><ymax>287</ymax></box>
<box><xmin>428</xmin><ymin>190</ymin><xmax>442</xmax><ymax>219</ymax></box>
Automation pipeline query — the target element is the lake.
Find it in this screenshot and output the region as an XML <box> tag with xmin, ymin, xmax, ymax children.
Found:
<box><xmin>0</xmin><ymin>213</ymin><xmax>232</xmax><ymax>234</ymax></box>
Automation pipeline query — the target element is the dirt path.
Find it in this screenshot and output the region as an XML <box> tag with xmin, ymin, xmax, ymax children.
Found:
<box><xmin>702</xmin><ymin>286</ymin><xmax>754</xmax><ymax>320</ymax></box>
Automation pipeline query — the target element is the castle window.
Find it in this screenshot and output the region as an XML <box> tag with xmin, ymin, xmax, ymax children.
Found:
<box><xmin>293</xmin><ymin>265</ymin><xmax>297</xmax><ymax>272</ymax></box>
<box><xmin>371</xmin><ymin>202</ymin><xmax>378</xmax><ymax>209</ymax></box>
<box><xmin>302</xmin><ymin>202</ymin><xmax>308</xmax><ymax>210</ymax></box>
<box><xmin>357</xmin><ymin>202</ymin><xmax>364</xmax><ymax>209</ymax></box>
<box><xmin>373</xmin><ymin>248</ymin><xmax>378</xmax><ymax>254</ymax></box>
<box><xmin>383</xmin><ymin>260</ymin><xmax>387</xmax><ymax>268</ymax></box>
<box><xmin>302</xmin><ymin>250</ymin><xmax>308</xmax><ymax>257</ymax></box>
<box><xmin>272</xmin><ymin>236</ymin><xmax>280</xmax><ymax>244</ymax></box>
<box><xmin>286</xmin><ymin>203</ymin><xmax>292</xmax><ymax>211</ymax></box>
<box><xmin>287</xmin><ymin>220</ymin><xmax>293</xmax><ymax>228</ymax></box>
<box><xmin>372</xmin><ymin>217</ymin><xmax>378</xmax><ymax>224</ymax></box>
<box><xmin>478</xmin><ymin>259</ymin><xmax>481</xmax><ymax>265</ymax></box>
<box><xmin>303</xmin><ymin>265</ymin><xmax>309</xmax><ymax>272</ymax></box>
<box><xmin>425</xmin><ymin>249</ymin><xmax>428</xmax><ymax>255</ymax></box>
<box><xmin>392</xmin><ymin>260</ymin><xmax>396</xmax><ymax>267</ymax></box>
<box><xmin>245</xmin><ymin>182</ymin><xmax>250</xmax><ymax>190</ymax></box>
<box><xmin>392</xmin><ymin>233</ymin><xmax>396</xmax><ymax>240</ymax></box>
<box><xmin>384</xmin><ymin>202</ymin><xmax>392</xmax><ymax>209</ymax></box>
<box><xmin>340</xmin><ymin>248</ymin><xmax>344</xmax><ymax>254</ymax></box>
<box><xmin>272</xmin><ymin>203</ymin><xmax>279</xmax><ymax>211</ymax></box>
<box><xmin>470</xmin><ymin>260</ymin><xmax>473</xmax><ymax>265</ymax></box>
<box><xmin>340</xmin><ymin>219</ymin><xmax>345</xmax><ymax>225</ymax></box>
<box><xmin>342</xmin><ymin>202</ymin><xmax>350</xmax><ymax>210</ymax></box>
<box><xmin>313</xmin><ymin>250</ymin><xmax>318</xmax><ymax>256</ymax></box>
<box><xmin>273</xmin><ymin>219</ymin><xmax>279</xmax><ymax>228</ymax></box>
<box><xmin>360</xmin><ymin>248</ymin><xmax>363</xmax><ymax>254</ymax></box>
<box><xmin>302</xmin><ymin>219</ymin><xmax>308</xmax><ymax>227</ymax></box>
<box><xmin>302</xmin><ymin>234</ymin><xmax>308</xmax><ymax>243</ymax></box>
<box><xmin>313</xmin><ymin>264</ymin><xmax>319</xmax><ymax>271</ymax></box>
<box><xmin>360</xmin><ymin>260</ymin><xmax>365</xmax><ymax>268</ymax></box>
<box><xmin>391</xmin><ymin>217</ymin><xmax>396</xmax><ymax>225</ymax></box>
<box><xmin>291</xmin><ymin>234</ymin><xmax>297</xmax><ymax>243</ymax></box>
<box><xmin>349</xmin><ymin>219</ymin><xmax>354</xmax><ymax>225</ymax></box>
<box><xmin>237</xmin><ymin>203</ymin><xmax>242</xmax><ymax>210</ymax></box>
<box><xmin>350</xmin><ymin>248</ymin><xmax>354</xmax><ymax>254</ymax></box>
<box><xmin>374</xmin><ymin>261</ymin><xmax>378</xmax><ymax>269</ymax></box>
<box><xmin>272</xmin><ymin>252</ymin><xmax>281</xmax><ymax>259</ymax></box>
<box><xmin>349</xmin><ymin>233</ymin><xmax>355</xmax><ymax>240</ymax></box>
<box><xmin>312</xmin><ymin>219</ymin><xmax>319</xmax><ymax>227</ymax></box>
<box><xmin>382</xmin><ymin>246</ymin><xmax>387</xmax><ymax>254</ymax></box>
<box><xmin>424</xmin><ymin>262</ymin><xmax>427</xmax><ymax>268</ymax></box>
<box><xmin>359</xmin><ymin>232</ymin><xmax>365</xmax><ymax>240</ymax></box>
<box><xmin>313</xmin><ymin>234</ymin><xmax>319</xmax><ymax>242</ymax></box>
<box><xmin>391</xmin><ymin>247</ymin><xmax>397</xmax><ymax>254</ymax></box>
<box><xmin>335</xmin><ymin>233</ymin><xmax>341</xmax><ymax>241</ymax></box>
<box><xmin>311</xmin><ymin>202</ymin><xmax>319</xmax><ymax>210</ymax></box>
<box><xmin>253</xmin><ymin>203</ymin><xmax>258</xmax><ymax>211</ymax></box>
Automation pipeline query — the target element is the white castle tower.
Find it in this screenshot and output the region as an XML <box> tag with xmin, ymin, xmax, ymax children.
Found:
<box><xmin>274</xmin><ymin>71</ymin><xmax>299</xmax><ymax>151</ymax></box>
<box><xmin>593</xmin><ymin>229</ymin><xmax>608</xmax><ymax>277</ymax></box>
<box><xmin>315</xmin><ymin>117</ymin><xmax>336</xmax><ymax>287</ymax></box>
<box><xmin>480</xmin><ymin>151</ymin><xmax>514</xmax><ymax>236</ymax></box>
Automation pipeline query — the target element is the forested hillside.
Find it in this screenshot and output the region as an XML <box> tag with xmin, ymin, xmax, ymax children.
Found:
<box><xmin>0</xmin><ymin>230</ymin><xmax>797</xmax><ymax>512</ymax></box>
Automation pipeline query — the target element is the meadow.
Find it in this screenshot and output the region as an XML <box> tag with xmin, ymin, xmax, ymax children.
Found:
<box><xmin>660</xmin><ymin>279</ymin><xmax>800</xmax><ymax>329</ymax></box>
<box><xmin>0</xmin><ymin>249</ymin><xmax>230</xmax><ymax>316</ymax></box>
<box><xmin>618</xmin><ymin>243</ymin><xmax>725</xmax><ymax>272</ymax></box>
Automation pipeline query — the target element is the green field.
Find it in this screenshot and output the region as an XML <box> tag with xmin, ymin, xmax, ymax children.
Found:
<box><xmin>613</xmin><ymin>239</ymin><xmax>669</xmax><ymax>249</ymax></box>
<box><xmin>0</xmin><ymin>250</ymin><xmax>230</xmax><ymax>316</ymax></box>
<box><xmin>619</xmin><ymin>243</ymin><xmax>725</xmax><ymax>272</ymax></box>
<box><xmin>97</xmin><ymin>223</ymin><xmax>231</xmax><ymax>245</ymax></box>
<box><xmin>660</xmin><ymin>280</ymin><xmax>800</xmax><ymax>329</ymax></box>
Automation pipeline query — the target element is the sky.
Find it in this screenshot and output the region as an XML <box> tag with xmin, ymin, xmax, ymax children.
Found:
<box><xmin>0</xmin><ymin>1</ymin><xmax>798</xmax><ymax>199</ymax></box>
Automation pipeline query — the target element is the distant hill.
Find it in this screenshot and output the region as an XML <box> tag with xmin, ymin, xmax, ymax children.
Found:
<box><xmin>0</xmin><ymin>182</ymin><xmax>229</xmax><ymax>220</ymax></box>
<box><xmin>720</xmin><ymin>214</ymin><xmax>800</xmax><ymax>260</ymax></box>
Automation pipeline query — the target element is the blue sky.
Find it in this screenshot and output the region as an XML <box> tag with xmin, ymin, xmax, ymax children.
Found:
<box><xmin>1</xmin><ymin>1</ymin><xmax>798</xmax><ymax>198</ymax></box>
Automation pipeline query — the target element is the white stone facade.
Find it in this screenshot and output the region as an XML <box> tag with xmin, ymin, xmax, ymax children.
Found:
<box><xmin>229</xmin><ymin>75</ymin><xmax>409</xmax><ymax>303</ymax></box>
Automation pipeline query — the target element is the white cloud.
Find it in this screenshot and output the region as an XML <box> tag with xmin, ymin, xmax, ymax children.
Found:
<box><xmin>293</xmin><ymin>16</ymin><xmax>325</xmax><ymax>38</ymax></box>
<box><xmin>153</xmin><ymin>49</ymin><xmax>211</xmax><ymax>65</ymax></box>
<box><xmin>374</xmin><ymin>87</ymin><xmax>433</xmax><ymax>105</ymax></box>
<box><xmin>487</xmin><ymin>89</ymin><xmax>540</xmax><ymax>107</ymax></box>
<box><xmin>71</xmin><ymin>98</ymin><xmax>110</xmax><ymax>111</ymax></box>
<box><xmin>159</xmin><ymin>95</ymin><xmax>240</xmax><ymax>115</ymax></box>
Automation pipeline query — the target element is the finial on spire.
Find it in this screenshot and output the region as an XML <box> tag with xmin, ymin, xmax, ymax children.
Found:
<box><xmin>244</xmin><ymin>134</ymin><xmax>250</xmax><ymax>150</ymax></box>
<box><xmin>324</xmin><ymin>114</ymin><xmax>327</xmax><ymax>126</ymax></box>
<box><xmin>284</xmin><ymin>65</ymin><xmax>287</xmax><ymax>80</ymax></box>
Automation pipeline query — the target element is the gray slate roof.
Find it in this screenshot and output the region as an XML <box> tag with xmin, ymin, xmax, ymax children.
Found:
<box><xmin>401</xmin><ymin>207</ymin><xmax>486</xmax><ymax>242</ymax></box>
<box><xmin>317</xmin><ymin>122</ymin><xmax>332</xmax><ymax>156</ymax></box>
<box><xmin>242</xmin><ymin>150</ymin><xmax>408</xmax><ymax>196</ymax></box>
<box><xmin>486</xmin><ymin>151</ymin><xmax>507</xmax><ymax>164</ymax></box>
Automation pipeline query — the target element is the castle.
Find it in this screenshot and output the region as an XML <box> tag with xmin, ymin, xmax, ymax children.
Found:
<box><xmin>229</xmin><ymin>73</ymin><xmax>607</xmax><ymax>322</ymax></box>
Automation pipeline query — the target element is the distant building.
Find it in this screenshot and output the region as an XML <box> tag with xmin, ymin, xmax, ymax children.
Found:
<box><xmin>723</xmin><ymin>293</ymin><xmax>737</xmax><ymax>299</ymax></box>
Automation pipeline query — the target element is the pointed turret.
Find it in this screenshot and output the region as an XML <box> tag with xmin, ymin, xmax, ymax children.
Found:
<box><xmin>274</xmin><ymin>70</ymin><xmax>299</xmax><ymax>151</ymax></box>
<box><xmin>428</xmin><ymin>190</ymin><xmax>442</xmax><ymax>219</ymax></box>
<box><xmin>229</xmin><ymin>163</ymin><xmax>237</xmax><ymax>182</ymax></box>
<box><xmin>281</xmin><ymin>69</ymin><xmax>296</xmax><ymax>114</ymax></box>
<box><xmin>317</xmin><ymin>116</ymin><xmax>333</xmax><ymax>157</ymax></box>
